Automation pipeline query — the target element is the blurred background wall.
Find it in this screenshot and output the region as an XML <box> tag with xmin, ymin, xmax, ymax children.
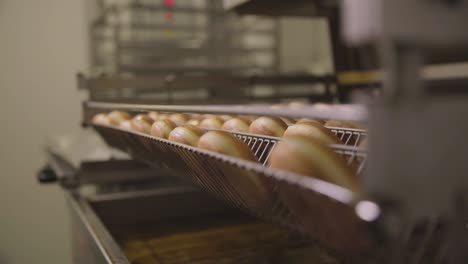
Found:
<box><xmin>0</xmin><ymin>1</ymin><xmax>329</xmax><ymax>263</ymax></box>
<box><xmin>0</xmin><ymin>1</ymin><xmax>88</xmax><ymax>263</ymax></box>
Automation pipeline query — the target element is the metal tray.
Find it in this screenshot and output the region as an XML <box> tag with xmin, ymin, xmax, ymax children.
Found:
<box><xmin>92</xmin><ymin>124</ymin><xmax>375</xmax><ymax>257</ymax></box>
<box><xmin>69</xmin><ymin>187</ymin><xmax>344</xmax><ymax>264</ymax></box>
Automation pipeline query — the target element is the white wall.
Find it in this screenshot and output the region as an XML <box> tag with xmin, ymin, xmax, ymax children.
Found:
<box><xmin>280</xmin><ymin>17</ymin><xmax>333</xmax><ymax>74</ymax></box>
<box><xmin>0</xmin><ymin>1</ymin><xmax>88</xmax><ymax>263</ymax></box>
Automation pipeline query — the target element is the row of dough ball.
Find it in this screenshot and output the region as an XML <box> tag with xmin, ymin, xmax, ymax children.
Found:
<box><xmin>93</xmin><ymin>110</ymin><xmax>362</xmax><ymax>146</ymax></box>
<box><xmin>92</xmin><ymin>111</ymin><xmax>360</xmax><ymax>192</ymax></box>
<box><xmin>92</xmin><ymin>111</ymin><xmax>259</xmax><ymax>161</ymax></box>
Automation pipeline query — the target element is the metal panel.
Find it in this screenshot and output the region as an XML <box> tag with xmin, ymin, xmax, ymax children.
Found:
<box><xmin>225</xmin><ymin>0</ymin><xmax>337</xmax><ymax>17</ymax></box>
<box><xmin>68</xmin><ymin>192</ymin><xmax>130</xmax><ymax>264</ymax></box>
<box><xmin>67</xmin><ymin>187</ymin><xmax>256</xmax><ymax>264</ymax></box>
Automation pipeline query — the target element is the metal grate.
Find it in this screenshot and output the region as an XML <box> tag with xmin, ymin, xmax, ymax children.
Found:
<box><xmin>230</xmin><ymin>128</ymin><xmax>367</xmax><ymax>167</ymax></box>
<box><xmin>93</xmin><ymin>124</ymin><xmax>455</xmax><ymax>263</ymax></box>
<box><xmin>230</xmin><ymin>132</ymin><xmax>278</xmax><ymax>165</ymax></box>
<box><xmin>92</xmin><ymin>124</ymin><xmax>374</xmax><ymax>259</ymax></box>
<box><xmin>328</xmin><ymin>127</ymin><xmax>367</xmax><ymax>147</ymax></box>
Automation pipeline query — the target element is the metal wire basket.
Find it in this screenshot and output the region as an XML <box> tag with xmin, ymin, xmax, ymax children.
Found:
<box><xmin>92</xmin><ymin>124</ymin><xmax>376</xmax><ymax>258</ymax></box>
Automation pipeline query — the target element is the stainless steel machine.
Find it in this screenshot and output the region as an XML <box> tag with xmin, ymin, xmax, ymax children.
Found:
<box><xmin>39</xmin><ymin>0</ymin><xmax>468</xmax><ymax>263</ymax></box>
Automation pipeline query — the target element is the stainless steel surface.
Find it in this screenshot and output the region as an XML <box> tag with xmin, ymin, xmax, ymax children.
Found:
<box><xmin>68</xmin><ymin>187</ymin><xmax>247</xmax><ymax>264</ymax></box>
<box><xmin>69</xmin><ymin>187</ymin><xmax>341</xmax><ymax>264</ymax></box>
<box><xmin>90</xmin><ymin>123</ymin><xmax>373</xmax><ymax>256</ymax></box>
<box><xmin>87</xmin><ymin>187</ymin><xmax>244</xmax><ymax>230</ymax></box>
<box><xmin>68</xmin><ymin>192</ymin><xmax>130</xmax><ymax>264</ymax></box>
<box><xmin>344</xmin><ymin>0</ymin><xmax>468</xmax><ymax>221</ymax></box>
<box><xmin>224</xmin><ymin>0</ymin><xmax>337</xmax><ymax>17</ymax></box>
<box><xmin>343</xmin><ymin>0</ymin><xmax>468</xmax><ymax>46</ymax></box>
<box><xmin>77</xmin><ymin>160</ymin><xmax>170</xmax><ymax>185</ymax></box>
<box><xmin>343</xmin><ymin>1</ymin><xmax>468</xmax><ymax>262</ymax></box>
<box><xmin>45</xmin><ymin>148</ymin><xmax>171</xmax><ymax>187</ymax></box>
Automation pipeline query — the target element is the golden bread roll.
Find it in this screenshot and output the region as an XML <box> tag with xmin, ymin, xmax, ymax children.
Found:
<box><xmin>198</xmin><ymin>131</ymin><xmax>257</xmax><ymax>161</ymax></box>
<box><xmin>119</xmin><ymin>120</ymin><xmax>132</xmax><ymax>130</ymax></box>
<box><xmin>130</xmin><ymin>114</ymin><xmax>154</xmax><ymax>134</ymax></box>
<box><xmin>271</xmin><ymin>136</ymin><xmax>364</xmax><ymax>251</ymax></box>
<box><xmin>269</xmin><ymin>136</ymin><xmax>359</xmax><ymax>192</ymax></box>
<box><xmin>186</xmin><ymin>119</ymin><xmax>201</xmax><ymax>126</ymax></box>
<box><xmin>190</xmin><ymin>113</ymin><xmax>203</xmax><ymax>119</ymax></box>
<box><xmin>199</xmin><ymin>116</ymin><xmax>224</xmax><ymax>129</ymax></box>
<box><xmin>169</xmin><ymin>113</ymin><xmax>189</xmax><ymax>124</ymax></box>
<box><xmin>284</xmin><ymin>122</ymin><xmax>341</xmax><ymax>145</ymax></box>
<box><xmin>107</xmin><ymin>111</ymin><xmax>131</xmax><ymax>125</ymax></box>
<box><xmin>168</xmin><ymin>124</ymin><xmax>205</xmax><ymax>146</ymax></box>
<box><xmin>296</xmin><ymin>118</ymin><xmax>324</xmax><ymax>125</ymax></box>
<box><xmin>202</xmin><ymin>114</ymin><xmax>216</xmax><ymax>118</ymax></box>
<box><xmin>249</xmin><ymin>116</ymin><xmax>287</xmax><ymax>137</ymax></box>
<box><xmin>147</xmin><ymin>111</ymin><xmax>160</xmax><ymax>121</ymax></box>
<box><xmin>219</xmin><ymin>115</ymin><xmax>233</xmax><ymax>122</ymax></box>
<box><xmin>280</xmin><ymin>117</ymin><xmax>296</xmax><ymax>126</ymax></box>
<box><xmin>158</xmin><ymin>113</ymin><xmax>170</xmax><ymax>120</ymax></box>
<box><xmin>92</xmin><ymin>113</ymin><xmax>112</xmax><ymax>125</ymax></box>
<box><xmin>197</xmin><ymin>131</ymin><xmax>269</xmax><ymax>208</ymax></box>
<box><xmin>324</xmin><ymin>119</ymin><xmax>360</xmax><ymax>129</ymax></box>
<box><xmin>150</xmin><ymin>119</ymin><xmax>176</xmax><ymax>139</ymax></box>
<box><xmin>240</xmin><ymin>115</ymin><xmax>257</xmax><ymax>123</ymax></box>
<box><xmin>222</xmin><ymin>118</ymin><xmax>250</xmax><ymax>133</ymax></box>
<box><xmin>238</xmin><ymin>116</ymin><xmax>254</xmax><ymax>124</ymax></box>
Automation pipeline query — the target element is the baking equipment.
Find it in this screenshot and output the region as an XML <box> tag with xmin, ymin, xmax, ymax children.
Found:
<box><xmin>39</xmin><ymin>0</ymin><xmax>468</xmax><ymax>263</ymax></box>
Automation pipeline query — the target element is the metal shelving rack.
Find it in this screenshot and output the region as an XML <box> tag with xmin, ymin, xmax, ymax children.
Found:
<box><xmin>78</xmin><ymin>73</ymin><xmax>337</xmax><ymax>103</ymax></box>
<box><xmin>90</xmin><ymin>0</ymin><xmax>281</xmax><ymax>76</ymax></box>
<box><xmin>86</xmin><ymin>0</ymin><xmax>344</xmax><ymax>104</ymax></box>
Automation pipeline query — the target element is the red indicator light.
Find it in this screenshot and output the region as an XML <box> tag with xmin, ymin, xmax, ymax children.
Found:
<box><xmin>164</xmin><ymin>0</ymin><xmax>175</xmax><ymax>7</ymax></box>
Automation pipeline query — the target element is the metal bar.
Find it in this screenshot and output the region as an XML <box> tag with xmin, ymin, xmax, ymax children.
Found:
<box><xmin>229</xmin><ymin>0</ymin><xmax>336</xmax><ymax>17</ymax></box>
<box><xmin>119</xmin><ymin>3</ymin><xmax>221</xmax><ymax>14</ymax></box>
<box><xmin>85</xmin><ymin>101</ymin><xmax>367</xmax><ymax>121</ymax></box>
<box><xmin>86</xmin><ymin>95</ymin><xmax>334</xmax><ymax>105</ymax></box>
<box><xmin>94</xmin><ymin>23</ymin><xmax>207</xmax><ymax>32</ymax></box>
<box><xmin>118</xmin><ymin>64</ymin><xmax>248</xmax><ymax>74</ymax></box>
<box><xmin>81</xmin><ymin>74</ymin><xmax>335</xmax><ymax>90</ymax></box>
<box><xmin>117</xmin><ymin>44</ymin><xmax>275</xmax><ymax>54</ymax></box>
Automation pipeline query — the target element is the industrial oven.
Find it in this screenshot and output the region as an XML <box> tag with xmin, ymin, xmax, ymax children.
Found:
<box><xmin>39</xmin><ymin>0</ymin><xmax>468</xmax><ymax>263</ymax></box>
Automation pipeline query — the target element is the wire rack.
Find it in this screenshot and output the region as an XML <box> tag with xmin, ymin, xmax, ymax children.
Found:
<box><xmin>229</xmin><ymin>127</ymin><xmax>367</xmax><ymax>167</ymax></box>
<box><xmin>92</xmin><ymin>123</ymin><xmax>376</xmax><ymax>258</ymax></box>
<box><xmin>90</xmin><ymin>120</ymin><xmax>454</xmax><ymax>262</ymax></box>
